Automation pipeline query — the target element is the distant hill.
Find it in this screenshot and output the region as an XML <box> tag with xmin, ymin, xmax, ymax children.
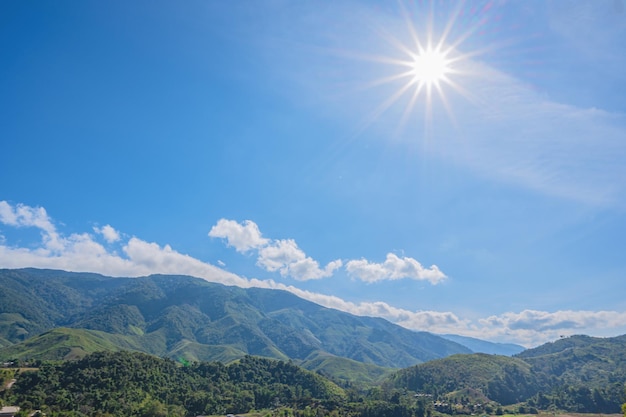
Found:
<box><xmin>440</xmin><ymin>334</ymin><xmax>525</xmax><ymax>356</ymax></box>
<box><xmin>0</xmin><ymin>268</ymin><xmax>470</xmax><ymax>374</ymax></box>
<box><xmin>386</xmin><ymin>334</ymin><xmax>626</xmax><ymax>413</ymax></box>
<box><xmin>387</xmin><ymin>353</ymin><xmax>541</xmax><ymax>405</ymax></box>
<box><xmin>515</xmin><ymin>334</ymin><xmax>626</xmax><ymax>387</ymax></box>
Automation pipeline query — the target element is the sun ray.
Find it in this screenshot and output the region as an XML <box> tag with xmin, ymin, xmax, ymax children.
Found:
<box><xmin>399</xmin><ymin>1</ymin><xmax>425</xmax><ymax>57</ymax></box>
<box><xmin>436</xmin><ymin>0</ymin><xmax>466</xmax><ymax>51</ymax></box>
<box><xmin>356</xmin><ymin>69</ymin><xmax>418</xmax><ymax>92</ymax></box>
<box><xmin>355</xmin><ymin>77</ymin><xmax>419</xmax><ymax>136</ymax></box>
<box><xmin>343</xmin><ymin>0</ymin><xmax>506</xmax><ymax>140</ymax></box>
<box><xmin>396</xmin><ymin>81</ymin><xmax>426</xmax><ymax>136</ymax></box>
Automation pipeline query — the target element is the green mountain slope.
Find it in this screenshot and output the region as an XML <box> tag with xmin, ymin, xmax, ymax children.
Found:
<box><xmin>515</xmin><ymin>334</ymin><xmax>626</xmax><ymax>412</ymax></box>
<box><xmin>388</xmin><ymin>353</ymin><xmax>542</xmax><ymax>405</ymax></box>
<box><xmin>386</xmin><ymin>334</ymin><xmax>626</xmax><ymax>413</ymax></box>
<box><xmin>0</xmin><ymin>327</ymin><xmax>145</xmax><ymax>360</ymax></box>
<box><xmin>516</xmin><ymin>334</ymin><xmax>626</xmax><ymax>388</ymax></box>
<box><xmin>0</xmin><ymin>268</ymin><xmax>470</xmax><ymax>370</ymax></box>
<box><xmin>299</xmin><ymin>350</ymin><xmax>394</xmax><ymax>386</ymax></box>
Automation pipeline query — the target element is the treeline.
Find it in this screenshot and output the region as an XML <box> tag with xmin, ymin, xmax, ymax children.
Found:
<box><xmin>1</xmin><ymin>351</ymin><xmax>433</xmax><ymax>417</ymax></box>
<box><xmin>3</xmin><ymin>352</ymin><xmax>343</xmax><ymax>416</ymax></box>
<box><xmin>3</xmin><ymin>347</ymin><xmax>625</xmax><ymax>416</ymax></box>
<box><xmin>526</xmin><ymin>384</ymin><xmax>626</xmax><ymax>414</ymax></box>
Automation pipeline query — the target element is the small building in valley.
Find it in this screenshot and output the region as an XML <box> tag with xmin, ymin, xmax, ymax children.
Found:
<box><xmin>0</xmin><ymin>406</ymin><xmax>20</xmax><ymax>417</ymax></box>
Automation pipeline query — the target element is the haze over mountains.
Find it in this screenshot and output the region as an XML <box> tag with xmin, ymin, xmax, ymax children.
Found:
<box><xmin>440</xmin><ymin>334</ymin><xmax>524</xmax><ymax>356</ymax></box>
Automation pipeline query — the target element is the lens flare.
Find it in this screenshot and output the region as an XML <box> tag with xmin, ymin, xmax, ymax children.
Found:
<box><xmin>350</xmin><ymin>1</ymin><xmax>495</xmax><ymax>137</ymax></box>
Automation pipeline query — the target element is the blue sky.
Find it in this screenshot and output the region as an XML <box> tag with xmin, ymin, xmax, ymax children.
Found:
<box><xmin>1</xmin><ymin>0</ymin><xmax>625</xmax><ymax>347</ymax></box>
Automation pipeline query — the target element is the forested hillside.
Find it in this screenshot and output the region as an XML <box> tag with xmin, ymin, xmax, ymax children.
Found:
<box><xmin>387</xmin><ymin>353</ymin><xmax>545</xmax><ymax>407</ymax></box>
<box><xmin>2</xmin><ymin>351</ymin><xmax>427</xmax><ymax>417</ymax></box>
<box><xmin>5</xmin><ymin>351</ymin><xmax>343</xmax><ymax>416</ymax></box>
<box><xmin>516</xmin><ymin>334</ymin><xmax>626</xmax><ymax>413</ymax></box>
<box><xmin>386</xmin><ymin>335</ymin><xmax>626</xmax><ymax>414</ymax></box>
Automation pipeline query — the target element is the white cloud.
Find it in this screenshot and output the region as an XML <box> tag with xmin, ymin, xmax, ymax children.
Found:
<box><xmin>257</xmin><ymin>239</ymin><xmax>303</xmax><ymax>272</ymax></box>
<box><xmin>94</xmin><ymin>224</ymin><xmax>121</xmax><ymax>243</ymax></box>
<box><xmin>211</xmin><ymin>219</ymin><xmax>441</xmax><ymax>283</ymax></box>
<box><xmin>210</xmin><ymin>219</ymin><xmax>342</xmax><ymax>281</ymax></box>
<box><xmin>256</xmin><ymin>238</ymin><xmax>342</xmax><ymax>280</ymax></box>
<box><xmin>208</xmin><ymin>218</ymin><xmax>267</xmax><ymax>252</ymax></box>
<box><xmin>0</xmin><ymin>201</ymin><xmax>245</xmax><ymax>287</ymax></box>
<box><xmin>1</xmin><ymin>201</ymin><xmax>625</xmax><ymax>347</ymax></box>
<box><xmin>290</xmin><ymin>257</ymin><xmax>343</xmax><ymax>281</ymax></box>
<box><xmin>284</xmin><ymin>287</ymin><xmax>469</xmax><ymax>331</ymax></box>
<box><xmin>346</xmin><ymin>253</ymin><xmax>446</xmax><ymax>284</ymax></box>
<box><xmin>475</xmin><ymin>309</ymin><xmax>626</xmax><ymax>346</ymax></box>
<box><xmin>0</xmin><ymin>200</ymin><xmax>63</xmax><ymax>251</ymax></box>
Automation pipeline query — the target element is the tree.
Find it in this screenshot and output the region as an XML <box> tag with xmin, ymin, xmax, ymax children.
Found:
<box><xmin>139</xmin><ymin>399</ymin><xmax>168</xmax><ymax>417</ymax></box>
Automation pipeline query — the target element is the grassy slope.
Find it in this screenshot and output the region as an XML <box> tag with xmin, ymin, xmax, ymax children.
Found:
<box><xmin>299</xmin><ymin>350</ymin><xmax>394</xmax><ymax>385</ymax></box>
<box><xmin>0</xmin><ymin>328</ymin><xmax>144</xmax><ymax>361</ymax></box>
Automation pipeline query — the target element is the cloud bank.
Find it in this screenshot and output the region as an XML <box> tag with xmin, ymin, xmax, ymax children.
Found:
<box><xmin>2</xmin><ymin>200</ymin><xmax>625</xmax><ymax>346</ymax></box>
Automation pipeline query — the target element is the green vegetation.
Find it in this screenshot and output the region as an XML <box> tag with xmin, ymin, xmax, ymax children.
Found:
<box><xmin>387</xmin><ymin>353</ymin><xmax>542</xmax><ymax>413</ymax></box>
<box><xmin>384</xmin><ymin>336</ymin><xmax>626</xmax><ymax>414</ymax></box>
<box><xmin>0</xmin><ymin>327</ymin><xmax>145</xmax><ymax>361</ymax></box>
<box><xmin>1</xmin><ymin>269</ymin><xmax>626</xmax><ymax>416</ymax></box>
<box><xmin>300</xmin><ymin>351</ymin><xmax>394</xmax><ymax>386</ymax></box>
<box><xmin>0</xmin><ymin>368</ymin><xmax>16</xmax><ymax>388</ymax></box>
<box><xmin>2</xmin><ymin>350</ymin><xmax>434</xmax><ymax>417</ymax></box>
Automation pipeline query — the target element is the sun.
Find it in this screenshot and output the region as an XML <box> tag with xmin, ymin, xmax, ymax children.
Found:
<box><xmin>351</xmin><ymin>1</ymin><xmax>483</xmax><ymax>135</ymax></box>
<box><xmin>409</xmin><ymin>46</ymin><xmax>451</xmax><ymax>88</ymax></box>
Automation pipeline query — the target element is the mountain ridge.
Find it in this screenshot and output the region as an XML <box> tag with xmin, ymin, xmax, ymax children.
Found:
<box><xmin>0</xmin><ymin>268</ymin><xmax>471</xmax><ymax>370</ymax></box>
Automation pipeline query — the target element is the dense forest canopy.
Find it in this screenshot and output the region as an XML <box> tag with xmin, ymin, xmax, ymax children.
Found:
<box><xmin>1</xmin><ymin>345</ymin><xmax>625</xmax><ymax>417</ymax></box>
<box><xmin>5</xmin><ymin>351</ymin><xmax>345</xmax><ymax>417</ymax></box>
<box><xmin>2</xmin><ymin>351</ymin><xmax>436</xmax><ymax>417</ymax></box>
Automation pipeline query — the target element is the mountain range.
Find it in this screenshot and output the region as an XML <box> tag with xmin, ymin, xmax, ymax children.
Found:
<box><xmin>0</xmin><ymin>268</ymin><xmax>474</xmax><ymax>374</ymax></box>
<box><xmin>1</xmin><ymin>268</ymin><xmax>626</xmax><ymax>414</ymax></box>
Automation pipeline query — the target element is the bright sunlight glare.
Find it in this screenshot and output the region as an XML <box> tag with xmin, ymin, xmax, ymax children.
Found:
<box><xmin>351</xmin><ymin>1</ymin><xmax>490</xmax><ymax>137</ymax></box>
<box><xmin>410</xmin><ymin>46</ymin><xmax>451</xmax><ymax>87</ymax></box>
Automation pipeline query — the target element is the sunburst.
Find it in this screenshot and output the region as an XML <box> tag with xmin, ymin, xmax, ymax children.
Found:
<box><xmin>409</xmin><ymin>45</ymin><xmax>452</xmax><ymax>87</ymax></box>
<box><xmin>355</xmin><ymin>1</ymin><xmax>483</xmax><ymax>136</ymax></box>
